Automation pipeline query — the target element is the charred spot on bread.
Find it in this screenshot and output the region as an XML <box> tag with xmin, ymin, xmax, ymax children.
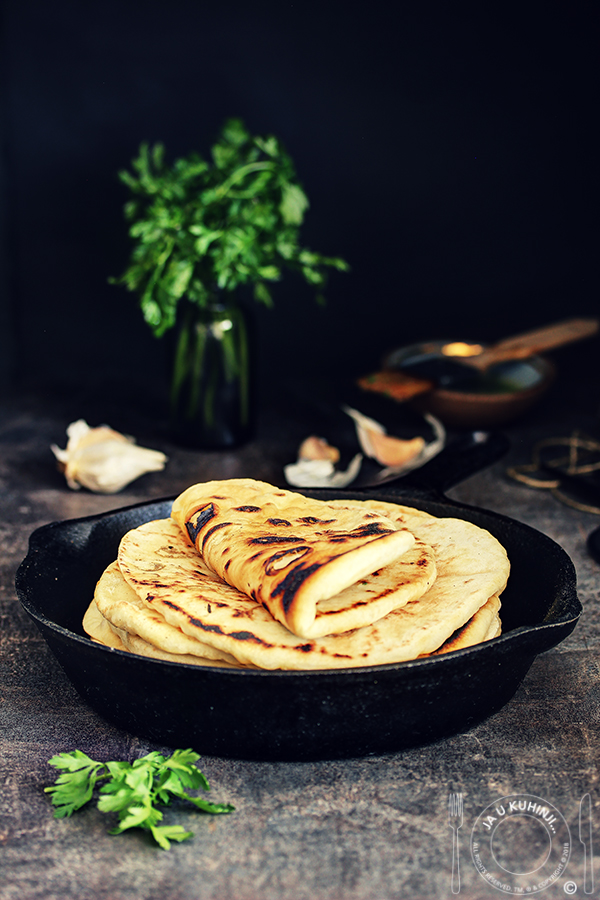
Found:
<box><xmin>271</xmin><ymin>562</ymin><xmax>321</xmax><ymax>613</ymax></box>
<box><xmin>248</xmin><ymin>535</ymin><xmax>305</xmax><ymax>545</ymax></box>
<box><xmin>297</xmin><ymin>516</ymin><xmax>335</xmax><ymax>525</ymax></box>
<box><xmin>353</xmin><ymin>523</ymin><xmax>396</xmax><ymax>536</ymax></box>
<box><xmin>186</xmin><ymin>503</ymin><xmax>217</xmax><ymax>542</ymax></box>
<box><xmin>264</xmin><ymin>546</ymin><xmax>310</xmax><ymax>575</ymax></box>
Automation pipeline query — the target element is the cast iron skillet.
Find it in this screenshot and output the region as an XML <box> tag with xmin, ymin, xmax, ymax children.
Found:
<box><xmin>15</xmin><ymin>433</ymin><xmax>581</xmax><ymax>761</ymax></box>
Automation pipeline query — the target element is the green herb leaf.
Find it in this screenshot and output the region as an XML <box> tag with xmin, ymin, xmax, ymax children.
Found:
<box><xmin>279</xmin><ymin>183</ymin><xmax>309</xmax><ymax>225</ymax></box>
<box><xmin>253</xmin><ymin>281</ymin><xmax>273</xmax><ymax>306</ymax></box>
<box><xmin>110</xmin><ymin>118</ymin><xmax>348</xmax><ymax>336</ymax></box>
<box><xmin>149</xmin><ymin>824</ymin><xmax>194</xmax><ymax>851</ymax></box>
<box><xmin>257</xmin><ymin>265</ymin><xmax>280</xmax><ymax>281</ymax></box>
<box><xmin>44</xmin><ymin>750</ymin><xmax>108</xmax><ymax>818</ymax></box>
<box><xmin>45</xmin><ymin>748</ymin><xmax>234</xmax><ymax>848</ymax></box>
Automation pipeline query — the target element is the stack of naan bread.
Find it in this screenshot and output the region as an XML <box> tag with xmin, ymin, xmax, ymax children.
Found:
<box><xmin>83</xmin><ymin>478</ymin><xmax>509</xmax><ymax>669</ymax></box>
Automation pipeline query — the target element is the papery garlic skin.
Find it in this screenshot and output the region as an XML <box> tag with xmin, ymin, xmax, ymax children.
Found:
<box><xmin>284</xmin><ymin>453</ymin><xmax>362</xmax><ymax>489</ymax></box>
<box><xmin>51</xmin><ymin>419</ymin><xmax>168</xmax><ymax>493</ymax></box>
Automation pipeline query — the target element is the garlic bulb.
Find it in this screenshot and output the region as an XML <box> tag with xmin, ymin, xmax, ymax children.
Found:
<box><xmin>51</xmin><ymin>419</ymin><xmax>168</xmax><ymax>493</ymax></box>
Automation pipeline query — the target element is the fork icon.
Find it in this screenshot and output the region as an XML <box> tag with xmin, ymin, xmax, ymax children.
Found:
<box><xmin>448</xmin><ymin>792</ymin><xmax>463</xmax><ymax>894</ymax></box>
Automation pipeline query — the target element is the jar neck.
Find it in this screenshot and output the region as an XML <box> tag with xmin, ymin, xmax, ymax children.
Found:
<box><xmin>187</xmin><ymin>291</ymin><xmax>237</xmax><ymax>313</ymax></box>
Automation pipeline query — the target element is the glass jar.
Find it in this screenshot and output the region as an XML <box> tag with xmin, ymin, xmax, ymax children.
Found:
<box><xmin>169</xmin><ymin>297</ymin><xmax>253</xmax><ymax>448</ymax></box>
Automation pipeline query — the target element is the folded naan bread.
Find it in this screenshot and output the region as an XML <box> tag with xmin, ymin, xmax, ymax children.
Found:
<box><xmin>171</xmin><ymin>479</ymin><xmax>418</xmax><ymax>637</ymax></box>
<box><xmin>87</xmin><ymin>506</ymin><xmax>508</xmax><ymax>669</ymax></box>
<box><xmin>119</xmin><ymin>515</ymin><xmax>436</xmax><ymax>640</ymax></box>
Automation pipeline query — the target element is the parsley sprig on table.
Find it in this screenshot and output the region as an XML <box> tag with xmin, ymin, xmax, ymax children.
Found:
<box><xmin>45</xmin><ymin>748</ymin><xmax>234</xmax><ymax>850</ymax></box>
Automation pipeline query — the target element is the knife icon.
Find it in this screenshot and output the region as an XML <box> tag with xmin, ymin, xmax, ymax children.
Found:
<box><xmin>579</xmin><ymin>793</ymin><xmax>594</xmax><ymax>894</ymax></box>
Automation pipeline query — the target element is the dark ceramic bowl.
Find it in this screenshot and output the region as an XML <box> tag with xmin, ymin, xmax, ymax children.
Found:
<box><xmin>385</xmin><ymin>342</ymin><xmax>556</xmax><ymax>428</ymax></box>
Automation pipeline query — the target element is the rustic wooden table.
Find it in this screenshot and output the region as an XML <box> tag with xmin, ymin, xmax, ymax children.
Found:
<box><xmin>1</xmin><ymin>367</ymin><xmax>599</xmax><ymax>900</ymax></box>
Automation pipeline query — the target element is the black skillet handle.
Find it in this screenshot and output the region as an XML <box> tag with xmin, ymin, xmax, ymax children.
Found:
<box><xmin>588</xmin><ymin>525</ymin><xmax>600</xmax><ymax>564</ymax></box>
<box><xmin>368</xmin><ymin>430</ymin><xmax>511</xmax><ymax>498</ymax></box>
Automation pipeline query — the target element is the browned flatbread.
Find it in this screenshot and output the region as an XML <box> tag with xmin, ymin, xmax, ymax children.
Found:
<box><xmin>83</xmin><ymin>587</ymin><xmax>244</xmax><ymax>668</ymax></box>
<box><xmin>89</xmin><ymin>559</ymin><xmax>245</xmax><ymax>666</ymax></box>
<box><xmin>170</xmin><ymin>479</ymin><xmax>417</xmax><ymax>638</ymax></box>
<box><xmin>83</xmin><ymin>595</ymin><xmax>127</xmax><ymax>650</ymax></box>
<box><xmin>89</xmin><ymin>508</ymin><xmax>508</xmax><ymax>669</ymax></box>
<box><xmin>425</xmin><ymin>594</ymin><xmax>502</xmax><ymax>656</ymax></box>
<box><xmin>119</xmin><ymin>516</ymin><xmax>437</xmax><ymax>640</ymax></box>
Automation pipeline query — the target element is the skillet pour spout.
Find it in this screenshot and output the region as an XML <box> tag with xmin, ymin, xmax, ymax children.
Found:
<box><xmin>15</xmin><ymin>432</ymin><xmax>581</xmax><ymax>762</ymax></box>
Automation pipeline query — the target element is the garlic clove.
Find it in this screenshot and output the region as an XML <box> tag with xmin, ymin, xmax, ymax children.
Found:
<box><xmin>343</xmin><ymin>406</ymin><xmax>424</xmax><ymax>466</ymax></box>
<box><xmin>51</xmin><ymin>419</ymin><xmax>168</xmax><ymax>493</ymax></box>
<box><xmin>360</xmin><ymin>429</ymin><xmax>426</xmax><ymax>468</ymax></box>
<box><xmin>343</xmin><ymin>406</ymin><xmax>446</xmax><ymax>475</ymax></box>
<box><xmin>298</xmin><ymin>435</ymin><xmax>340</xmax><ymax>463</ymax></box>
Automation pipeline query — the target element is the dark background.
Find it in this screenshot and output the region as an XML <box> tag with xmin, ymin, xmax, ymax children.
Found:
<box><xmin>0</xmin><ymin>0</ymin><xmax>597</xmax><ymax>412</ymax></box>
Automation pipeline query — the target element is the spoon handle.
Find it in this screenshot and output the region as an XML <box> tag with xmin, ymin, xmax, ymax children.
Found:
<box><xmin>469</xmin><ymin>317</ymin><xmax>598</xmax><ymax>370</ymax></box>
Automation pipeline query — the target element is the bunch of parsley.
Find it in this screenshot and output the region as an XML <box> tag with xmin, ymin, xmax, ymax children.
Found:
<box><xmin>111</xmin><ymin>117</ymin><xmax>349</xmax><ymax>337</ymax></box>
<box><xmin>45</xmin><ymin>748</ymin><xmax>234</xmax><ymax>850</ymax></box>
